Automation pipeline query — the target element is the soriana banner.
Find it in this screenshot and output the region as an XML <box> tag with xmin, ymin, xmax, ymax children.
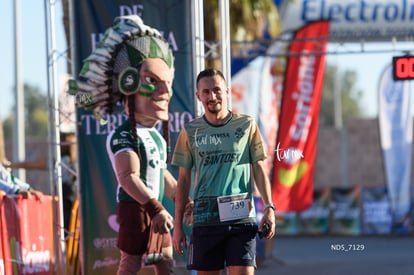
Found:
<box><xmin>0</xmin><ymin>195</ymin><xmax>55</xmax><ymax>275</ymax></box>
<box><xmin>72</xmin><ymin>1</ymin><xmax>194</xmax><ymax>274</ymax></box>
<box><xmin>271</xmin><ymin>20</ymin><xmax>329</xmax><ymax>212</ymax></box>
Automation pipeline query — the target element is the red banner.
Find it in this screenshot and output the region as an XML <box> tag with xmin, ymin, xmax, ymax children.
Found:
<box><xmin>0</xmin><ymin>192</ymin><xmax>6</xmax><ymax>275</ymax></box>
<box><xmin>0</xmin><ymin>194</ymin><xmax>55</xmax><ymax>275</ymax></box>
<box><xmin>271</xmin><ymin>21</ymin><xmax>329</xmax><ymax>212</ymax></box>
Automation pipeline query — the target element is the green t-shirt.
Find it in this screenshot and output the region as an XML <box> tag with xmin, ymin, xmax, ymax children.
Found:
<box><xmin>106</xmin><ymin>120</ymin><xmax>166</xmax><ymax>202</ymax></box>
<box><xmin>172</xmin><ymin>112</ymin><xmax>266</xmax><ymax>226</ymax></box>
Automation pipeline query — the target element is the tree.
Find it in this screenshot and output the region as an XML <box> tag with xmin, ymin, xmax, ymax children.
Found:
<box><xmin>320</xmin><ymin>63</ymin><xmax>363</xmax><ymax>128</ymax></box>
<box><xmin>3</xmin><ymin>84</ymin><xmax>48</xmax><ymax>141</ymax></box>
<box><xmin>203</xmin><ymin>0</ymin><xmax>281</xmax><ymax>68</ymax></box>
<box><xmin>62</xmin><ymin>0</ymin><xmax>71</xmax><ymax>75</ymax></box>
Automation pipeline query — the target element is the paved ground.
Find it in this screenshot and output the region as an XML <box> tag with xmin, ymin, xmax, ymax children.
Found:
<box><xmin>256</xmin><ymin>236</ymin><xmax>414</xmax><ymax>275</ymax></box>
<box><xmin>140</xmin><ymin>235</ymin><xmax>414</xmax><ymax>274</ymax></box>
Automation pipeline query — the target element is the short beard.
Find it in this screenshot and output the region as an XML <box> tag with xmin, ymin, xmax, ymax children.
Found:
<box><xmin>206</xmin><ymin>101</ymin><xmax>221</xmax><ymax>114</ymax></box>
<box><xmin>206</xmin><ymin>106</ymin><xmax>221</xmax><ymax>114</ymax></box>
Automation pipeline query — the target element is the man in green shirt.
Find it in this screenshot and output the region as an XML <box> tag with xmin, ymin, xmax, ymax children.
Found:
<box><xmin>172</xmin><ymin>69</ymin><xmax>276</xmax><ymax>274</ymax></box>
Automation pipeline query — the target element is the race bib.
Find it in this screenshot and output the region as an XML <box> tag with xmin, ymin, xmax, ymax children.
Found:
<box><xmin>217</xmin><ymin>193</ymin><xmax>251</xmax><ymax>222</ymax></box>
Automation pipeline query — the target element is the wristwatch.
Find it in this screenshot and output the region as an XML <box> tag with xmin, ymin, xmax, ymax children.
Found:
<box><xmin>263</xmin><ymin>202</ymin><xmax>275</xmax><ymax>211</ymax></box>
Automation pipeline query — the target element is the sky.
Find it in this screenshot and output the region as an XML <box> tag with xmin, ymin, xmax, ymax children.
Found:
<box><xmin>326</xmin><ymin>41</ymin><xmax>414</xmax><ymax>118</ymax></box>
<box><xmin>0</xmin><ymin>0</ymin><xmax>66</xmax><ymax>120</ymax></box>
<box><xmin>1</xmin><ymin>1</ymin><xmax>413</xmax><ymax>121</ymax></box>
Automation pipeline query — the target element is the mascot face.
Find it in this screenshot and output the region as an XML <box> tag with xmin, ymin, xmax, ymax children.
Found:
<box><xmin>69</xmin><ymin>15</ymin><xmax>174</xmax><ymax>125</ymax></box>
<box><xmin>126</xmin><ymin>58</ymin><xmax>173</xmax><ymax>126</ymax></box>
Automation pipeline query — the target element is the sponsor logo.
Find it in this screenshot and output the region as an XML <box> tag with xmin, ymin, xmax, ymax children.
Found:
<box><xmin>283</xmin><ymin>0</ymin><xmax>414</xmax><ymax>40</ymax></box>
<box><xmin>277</xmin><ymin>161</ymin><xmax>309</xmax><ymax>188</ymax></box>
<box><xmin>108</xmin><ymin>214</ymin><xmax>120</xmax><ymax>232</ymax></box>
<box><xmin>92</xmin><ymin>257</ymin><xmax>119</xmax><ymax>270</ymax></box>
<box><xmin>9</xmin><ymin>238</ymin><xmax>51</xmax><ymax>274</ymax></box>
<box><xmin>93</xmin><ymin>238</ymin><xmax>118</xmax><ymax>249</ymax></box>
<box><xmin>301</xmin><ymin>0</ymin><xmax>414</xmax><ymax>24</ymax></box>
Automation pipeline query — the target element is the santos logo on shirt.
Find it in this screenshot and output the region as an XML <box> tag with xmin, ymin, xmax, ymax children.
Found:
<box><xmin>203</xmin><ymin>153</ymin><xmax>240</xmax><ymax>166</ymax></box>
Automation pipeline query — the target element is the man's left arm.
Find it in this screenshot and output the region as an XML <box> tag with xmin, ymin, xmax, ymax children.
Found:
<box><xmin>252</xmin><ymin>160</ymin><xmax>276</xmax><ymax>239</ymax></box>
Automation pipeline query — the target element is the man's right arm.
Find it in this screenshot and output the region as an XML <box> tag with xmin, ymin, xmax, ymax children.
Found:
<box><xmin>173</xmin><ymin>166</ymin><xmax>192</xmax><ymax>255</ymax></box>
<box><xmin>174</xmin><ymin>167</ymin><xmax>192</xmax><ymax>227</ymax></box>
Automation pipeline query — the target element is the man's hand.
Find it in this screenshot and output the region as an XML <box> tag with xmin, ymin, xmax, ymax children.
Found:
<box><xmin>20</xmin><ymin>189</ymin><xmax>43</xmax><ymax>201</ymax></box>
<box><xmin>151</xmin><ymin>209</ymin><xmax>173</xmax><ymax>234</ymax></box>
<box><xmin>172</xmin><ymin>225</ymin><xmax>187</xmax><ymax>256</ymax></box>
<box><xmin>259</xmin><ymin>208</ymin><xmax>276</xmax><ymax>240</ymax></box>
<box><xmin>30</xmin><ymin>189</ymin><xmax>44</xmax><ymax>201</ymax></box>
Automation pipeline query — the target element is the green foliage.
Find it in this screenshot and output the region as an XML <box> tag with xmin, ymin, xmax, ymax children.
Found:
<box><xmin>320</xmin><ymin>63</ymin><xmax>363</xmax><ymax>128</ymax></box>
<box><xmin>203</xmin><ymin>0</ymin><xmax>281</xmax><ymax>66</ymax></box>
<box><xmin>206</xmin><ymin>0</ymin><xmax>281</xmax><ymax>40</ymax></box>
<box><xmin>3</xmin><ymin>84</ymin><xmax>48</xmax><ymax>141</ymax></box>
<box><xmin>229</xmin><ymin>0</ymin><xmax>280</xmax><ymax>40</ymax></box>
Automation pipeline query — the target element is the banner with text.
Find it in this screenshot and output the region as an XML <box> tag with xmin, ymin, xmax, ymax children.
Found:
<box><xmin>361</xmin><ymin>187</ymin><xmax>392</xmax><ymax>235</ymax></box>
<box><xmin>378</xmin><ymin>64</ymin><xmax>412</xmax><ymax>223</ymax></box>
<box><xmin>72</xmin><ymin>1</ymin><xmax>194</xmax><ymax>273</ymax></box>
<box><xmin>0</xmin><ymin>195</ymin><xmax>55</xmax><ymax>275</ymax></box>
<box><xmin>330</xmin><ymin>187</ymin><xmax>362</xmax><ymax>235</ymax></box>
<box><xmin>271</xmin><ymin>20</ymin><xmax>329</xmax><ymax>211</ymax></box>
<box><xmin>298</xmin><ymin>188</ymin><xmax>330</xmax><ymax>234</ymax></box>
<box><xmin>280</xmin><ymin>0</ymin><xmax>414</xmax><ymax>41</ymax></box>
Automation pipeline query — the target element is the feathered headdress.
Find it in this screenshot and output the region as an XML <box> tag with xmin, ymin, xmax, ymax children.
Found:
<box><xmin>68</xmin><ymin>15</ymin><xmax>174</xmax><ymax>124</ymax></box>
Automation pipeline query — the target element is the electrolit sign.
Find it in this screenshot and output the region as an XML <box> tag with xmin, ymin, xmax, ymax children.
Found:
<box><xmin>393</xmin><ymin>55</ymin><xmax>414</xmax><ymax>80</ymax></box>
<box><xmin>280</xmin><ymin>0</ymin><xmax>414</xmax><ymax>41</ymax></box>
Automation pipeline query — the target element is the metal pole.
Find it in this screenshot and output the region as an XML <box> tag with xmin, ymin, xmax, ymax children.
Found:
<box><xmin>333</xmin><ymin>65</ymin><xmax>343</xmax><ymax>129</ymax></box>
<box><xmin>333</xmin><ymin>64</ymin><xmax>348</xmax><ymax>187</ymax></box>
<box><xmin>44</xmin><ymin>0</ymin><xmax>65</xmax><ymax>272</ymax></box>
<box><xmin>218</xmin><ymin>0</ymin><xmax>232</xmax><ymax>109</ymax></box>
<box><xmin>13</xmin><ymin>0</ymin><xmax>26</xmax><ymax>181</ymax></box>
<box><xmin>192</xmin><ymin>0</ymin><xmax>205</xmax><ymax>117</ymax></box>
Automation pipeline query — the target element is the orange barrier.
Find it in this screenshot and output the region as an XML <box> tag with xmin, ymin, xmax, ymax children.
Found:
<box><xmin>0</xmin><ymin>193</ymin><xmax>56</xmax><ymax>275</ymax></box>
